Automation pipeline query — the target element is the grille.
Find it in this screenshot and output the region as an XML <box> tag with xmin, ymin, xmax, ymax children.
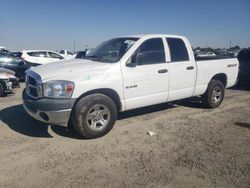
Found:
<box><xmin>29</xmin><ymin>76</ymin><xmax>37</xmax><ymax>86</ymax></box>
<box><xmin>26</xmin><ymin>75</ymin><xmax>42</xmax><ymax>98</ymax></box>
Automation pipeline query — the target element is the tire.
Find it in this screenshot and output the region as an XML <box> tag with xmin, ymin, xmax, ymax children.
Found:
<box><xmin>72</xmin><ymin>94</ymin><xmax>117</xmax><ymax>139</ymax></box>
<box><xmin>202</xmin><ymin>79</ymin><xmax>225</xmax><ymax>108</ymax></box>
<box><xmin>0</xmin><ymin>82</ymin><xmax>4</xmax><ymax>97</ymax></box>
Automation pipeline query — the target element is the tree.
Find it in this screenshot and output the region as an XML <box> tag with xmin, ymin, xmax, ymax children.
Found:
<box><xmin>230</xmin><ymin>45</ymin><xmax>240</xmax><ymax>50</ymax></box>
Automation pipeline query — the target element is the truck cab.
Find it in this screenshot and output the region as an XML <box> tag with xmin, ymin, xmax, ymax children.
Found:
<box><xmin>23</xmin><ymin>34</ymin><xmax>239</xmax><ymax>138</ymax></box>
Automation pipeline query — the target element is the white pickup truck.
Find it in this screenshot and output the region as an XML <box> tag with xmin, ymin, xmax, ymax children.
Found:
<box><xmin>23</xmin><ymin>34</ymin><xmax>239</xmax><ymax>138</ymax></box>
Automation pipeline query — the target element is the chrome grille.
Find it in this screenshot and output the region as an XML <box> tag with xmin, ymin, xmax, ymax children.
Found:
<box><xmin>25</xmin><ymin>71</ymin><xmax>43</xmax><ymax>99</ymax></box>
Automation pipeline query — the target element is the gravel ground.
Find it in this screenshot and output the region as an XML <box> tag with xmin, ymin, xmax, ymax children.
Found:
<box><xmin>0</xmin><ymin>83</ymin><xmax>249</xmax><ymax>188</ymax></box>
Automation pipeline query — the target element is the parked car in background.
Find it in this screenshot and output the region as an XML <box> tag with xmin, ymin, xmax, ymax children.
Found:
<box><xmin>196</xmin><ymin>52</ymin><xmax>216</xmax><ymax>57</ymax></box>
<box><xmin>23</xmin><ymin>34</ymin><xmax>239</xmax><ymax>139</ymax></box>
<box><xmin>8</xmin><ymin>51</ymin><xmax>23</xmax><ymax>58</ymax></box>
<box><xmin>20</xmin><ymin>50</ymin><xmax>64</xmax><ymax>65</ymax></box>
<box><xmin>59</xmin><ymin>50</ymin><xmax>75</xmax><ymax>59</ymax></box>
<box><xmin>85</xmin><ymin>48</ymin><xmax>93</xmax><ymax>55</ymax></box>
<box><xmin>0</xmin><ymin>68</ymin><xmax>19</xmax><ymax>97</ymax></box>
<box><xmin>237</xmin><ymin>48</ymin><xmax>250</xmax><ymax>83</ymax></box>
<box><xmin>0</xmin><ymin>53</ymin><xmax>32</xmax><ymax>80</ymax></box>
<box><xmin>75</xmin><ymin>51</ymin><xmax>86</xmax><ymax>59</ymax></box>
<box><xmin>0</xmin><ymin>46</ymin><xmax>9</xmax><ymax>53</ymax></box>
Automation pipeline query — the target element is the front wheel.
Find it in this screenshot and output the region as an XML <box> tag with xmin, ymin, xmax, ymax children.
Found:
<box><xmin>72</xmin><ymin>94</ymin><xmax>117</xmax><ymax>139</ymax></box>
<box><xmin>202</xmin><ymin>79</ymin><xmax>225</xmax><ymax>108</ymax></box>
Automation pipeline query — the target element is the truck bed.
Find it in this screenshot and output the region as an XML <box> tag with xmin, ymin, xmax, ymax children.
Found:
<box><xmin>193</xmin><ymin>57</ymin><xmax>239</xmax><ymax>97</ymax></box>
<box><xmin>195</xmin><ymin>55</ymin><xmax>235</xmax><ymax>61</ymax></box>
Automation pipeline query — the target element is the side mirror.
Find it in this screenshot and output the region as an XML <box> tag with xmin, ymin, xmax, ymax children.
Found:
<box><xmin>126</xmin><ymin>53</ymin><xmax>138</xmax><ymax>67</ymax></box>
<box><xmin>18</xmin><ymin>61</ymin><xmax>25</xmax><ymax>66</ymax></box>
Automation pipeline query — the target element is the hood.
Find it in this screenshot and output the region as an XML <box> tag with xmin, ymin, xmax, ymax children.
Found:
<box><xmin>0</xmin><ymin>68</ymin><xmax>15</xmax><ymax>75</ymax></box>
<box><xmin>29</xmin><ymin>59</ymin><xmax>112</xmax><ymax>82</ymax></box>
<box><xmin>0</xmin><ymin>68</ymin><xmax>16</xmax><ymax>79</ymax></box>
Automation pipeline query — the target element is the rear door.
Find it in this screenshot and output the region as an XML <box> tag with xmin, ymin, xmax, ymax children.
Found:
<box><xmin>166</xmin><ymin>37</ymin><xmax>196</xmax><ymax>101</ymax></box>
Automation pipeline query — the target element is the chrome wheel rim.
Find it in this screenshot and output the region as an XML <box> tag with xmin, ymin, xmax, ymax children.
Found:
<box><xmin>86</xmin><ymin>104</ymin><xmax>110</xmax><ymax>131</ymax></box>
<box><xmin>212</xmin><ymin>86</ymin><xmax>222</xmax><ymax>103</ymax></box>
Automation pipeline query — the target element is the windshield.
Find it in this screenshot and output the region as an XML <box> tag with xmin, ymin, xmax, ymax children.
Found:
<box><xmin>86</xmin><ymin>37</ymin><xmax>139</xmax><ymax>62</ymax></box>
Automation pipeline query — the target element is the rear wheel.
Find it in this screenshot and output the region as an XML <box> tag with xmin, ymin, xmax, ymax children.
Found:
<box><xmin>0</xmin><ymin>82</ymin><xmax>4</xmax><ymax>97</ymax></box>
<box><xmin>202</xmin><ymin>79</ymin><xmax>225</xmax><ymax>108</ymax></box>
<box><xmin>72</xmin><ymin>94</ymin><xmax>117</xmax><ymax>139</ymax></box>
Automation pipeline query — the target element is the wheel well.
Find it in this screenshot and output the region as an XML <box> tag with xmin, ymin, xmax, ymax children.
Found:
<box><xmin>75</xmin><ymin>88</ymin><xmax>122</xmax><ymax>111</ymax></box>
<box><xmin>211</xmin><ymin>73</ymin><xmax>227</xmax><ymax>87</ymax></box>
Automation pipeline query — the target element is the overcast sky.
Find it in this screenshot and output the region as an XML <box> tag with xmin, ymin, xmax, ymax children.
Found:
<box><xmin>0</xmin><ymin>0</ymin><xmax>250</xmax><ymax>51</ymax></box>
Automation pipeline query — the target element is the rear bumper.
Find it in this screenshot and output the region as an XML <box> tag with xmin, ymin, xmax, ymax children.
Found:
<box><xmin>22</xmin><ymin>90</ymin><xmax>75</xmax><ymax>126</ymax></box>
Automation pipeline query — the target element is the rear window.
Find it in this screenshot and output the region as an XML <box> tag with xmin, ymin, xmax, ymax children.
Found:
<box><xmin>67</xmin><ymin>51</ymin><xmax>73</xmax><ymax>55</ymax></box>
<box><xmin>166</xmin><ymin>38</ymin><xmax>189</xmax><ymax>62</ymax></box>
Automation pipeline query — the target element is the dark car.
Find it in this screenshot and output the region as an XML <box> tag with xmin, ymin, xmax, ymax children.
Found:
<box><xmin>75</xmin><ymin>51</ymin><xmax>86</xmax><ymax>59</ymax></box>
<box><xmin>237</xmin><ymin>49</ymin><xmax>250</xmax><ymax>83</ymax></box>
<box><xmin>8</xmin><ymin>51</ymin><xmax>23</xmax><ymax>58</ymax></box>
<box><xmin>0</xmin><ymin>53</ymin><xmax>32</xmax><ymax>80</ymax></box>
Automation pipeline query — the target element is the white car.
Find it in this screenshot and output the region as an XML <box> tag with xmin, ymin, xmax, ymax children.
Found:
<box><xmin>20</xmin><ymin>50</ymin><xmax>64</xmax><ymax>65</ymax></box>
<box><xmin>197</xmin><ymin>52</ymin><xmax>216</xmax><ymax>57</ymax></box>
<box><xmin>23</xmin><ymin>34</ymin><xmax>239</xmax><ymax>138</ymax></box>
<box><xmin>59</xmin><ymin>50</ymin><xmax>75</xmax><ymax>59</ymax></box>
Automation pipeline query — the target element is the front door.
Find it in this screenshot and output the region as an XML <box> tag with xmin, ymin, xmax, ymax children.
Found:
<box><xmin>122</xmin><ymin>38</ymin><xmax>170</xmax><ymax>110</ymax></box>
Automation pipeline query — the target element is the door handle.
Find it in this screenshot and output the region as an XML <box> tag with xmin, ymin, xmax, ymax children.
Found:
<box><xmin>186</xmin><ymin>66</ymin><xmax>194</xmax><ymax>70</ymax></box>
<box><xmin>158</xmin><ymin>69</ymin><xmax>168</xmax><ymax>73</ymax></box>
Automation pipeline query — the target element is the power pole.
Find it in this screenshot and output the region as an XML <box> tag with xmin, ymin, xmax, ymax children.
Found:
<box><xmin>229</xmin><ymin>40</ymin><xmax>232</xmax><ymax>49</ymax></box>
<box><xmin>73</xmin><ymin>40</ymin><xmax>75</xmax><ymax>52</ymax></box>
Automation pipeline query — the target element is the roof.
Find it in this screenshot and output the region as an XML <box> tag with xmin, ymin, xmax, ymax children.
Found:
<box><xmin>123</xmin><ymin>34</ymin><xmax>185</xmax><ymax>39</ymax></box>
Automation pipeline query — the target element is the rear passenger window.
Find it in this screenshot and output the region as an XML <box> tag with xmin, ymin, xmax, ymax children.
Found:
<box><xmin>37</xmin><ymin>52</ymin><xmax>47</xmax><ymax>58</ymax></box>
<box><xmin>166</xmin><ymin>38</ymin><xmax>189</xmax><ymax>62</ymax></box>
<box><xmin>27</xmin><ymin>52</ymin><xmax>36</xmax><ymax>57</ymax></box>
<box><xmin>135</xmin><ymin>38</ymin><xmax>165</xmax><ymax>65</ymax></box>
<box><xmin>27</xmin><ymin>52</ymin><xmax>47</xmax><ymax>58</ymax></box>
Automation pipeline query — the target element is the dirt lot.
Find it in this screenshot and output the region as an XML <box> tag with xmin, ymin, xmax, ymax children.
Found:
<box><xmin>0</xmin><ymin>83</ymin><xmax>249</xmax><ymax>188</ymax></box>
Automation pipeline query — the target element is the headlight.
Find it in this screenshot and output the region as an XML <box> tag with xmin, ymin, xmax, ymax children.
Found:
<box><xmin>43</xmin><ymin>80</ymin><xmax>74</xmax><ymax>98</ymax></box>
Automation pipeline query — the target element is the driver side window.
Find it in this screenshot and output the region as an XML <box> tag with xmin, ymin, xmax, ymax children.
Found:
<box><xmin>133</xmin><ymin>38</ymin><xmax>165</xmax><ymax>65</ymax></box>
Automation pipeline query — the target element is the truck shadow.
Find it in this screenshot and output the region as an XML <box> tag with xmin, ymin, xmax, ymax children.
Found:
<box><xmin>118</xmin><ymin>97</ymin><xmax>203</xmax><ymax>120</ymax></box>
<box><xmin>0</xmin><ymin>98</ymin><xmax>204</xmax><ymax>139</ymax></box>
<box><xmin>118</xmin><ymin>102</ymin><xmax>175</xmax><ymax>119</ymax></box>
<box><xmin>235</xmin><ymin>122</ymin><xmax>250</xmax><ymax>129</ymax></box>
<box><xmin>231</xmin><ymin>81</ymin><xmax>250</xmax><ymax>91</ymax></box>
<box><xmin>0</xmin><ymin>104</ymin><xmax>52</xmax><ymax>138</ymax></box>
<box><xmin>174</xmin><ymin>97</ymin><xmax>203</xmax><ymax>109</ymax></box>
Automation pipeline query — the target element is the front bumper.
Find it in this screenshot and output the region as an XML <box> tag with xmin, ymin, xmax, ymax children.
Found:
<box><xmin>22</xmin><ymin>90</ymin><xmax>75</xmax><ymax>126</ymax></box>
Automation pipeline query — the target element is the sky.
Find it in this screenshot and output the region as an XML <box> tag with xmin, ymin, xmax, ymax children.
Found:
<box><xmin>0</xmin><ymin>0</ymin><xmax>250</xmax><ymax>51</ymax></box>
